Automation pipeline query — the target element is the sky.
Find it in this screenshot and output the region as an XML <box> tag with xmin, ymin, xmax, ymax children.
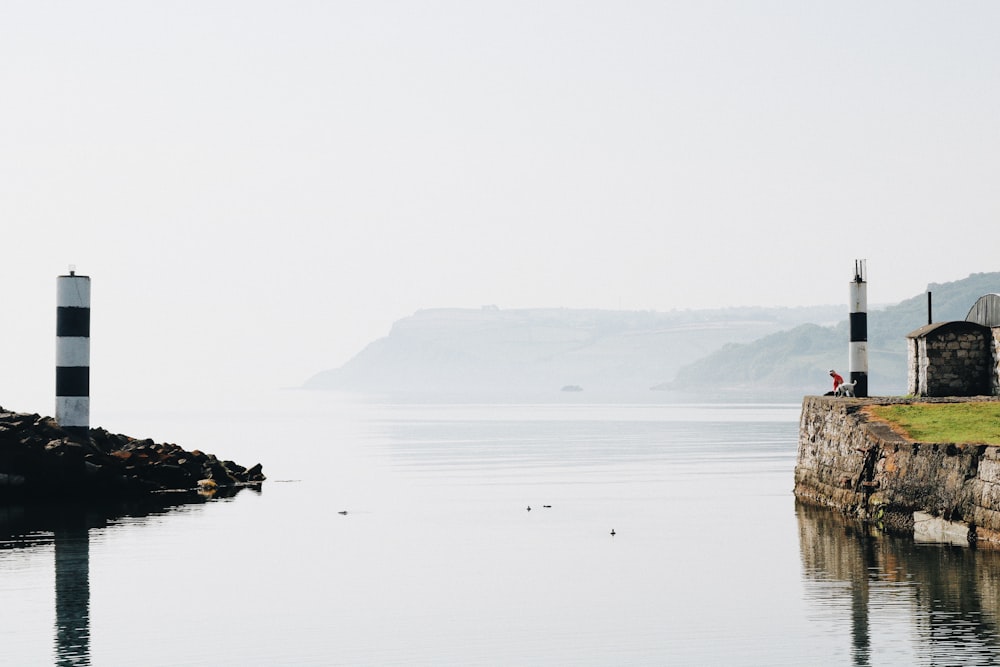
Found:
<box><xmin>2</xmin><ymin>1</ymin><xmax>999</xmax><ymax>415</ymax></box>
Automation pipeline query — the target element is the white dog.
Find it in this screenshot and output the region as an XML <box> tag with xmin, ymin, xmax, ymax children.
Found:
<box><xmin>835</xmin><ymin>380</ymin><xmax>857</xmax><ymax>397</ymax></box>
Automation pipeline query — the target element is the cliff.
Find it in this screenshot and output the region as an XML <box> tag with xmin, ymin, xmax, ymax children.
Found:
<box><xmin>304</xmin><ymin>273</ymin><xmax>1000</xmax><ymax>400</ymax></box>
<box><xmin>305</xmin><ymin>305</ymin><xmax>844</xmax><ymax>399</ymax></box>
<box><xmin>0</xmin><ymin>406</ymin><xmax>265</xmax><ymax>500</ymax></box>
<box><xmin>794</xmin><ymin>396</ymin><xmax>1000</xmax><ymax>547</ymax></box>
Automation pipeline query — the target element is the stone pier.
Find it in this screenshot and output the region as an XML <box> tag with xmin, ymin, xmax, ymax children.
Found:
<box><xmin>794</xmin><ymin>395</ymin><xmax>1000</xmax><ymax>547</ymax></box>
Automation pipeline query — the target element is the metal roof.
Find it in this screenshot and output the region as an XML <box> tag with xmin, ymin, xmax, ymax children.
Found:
<box><xmin>966</xmin><ymin>293</ymin><xmax>1000</xmax><ymax>327</ymax></box>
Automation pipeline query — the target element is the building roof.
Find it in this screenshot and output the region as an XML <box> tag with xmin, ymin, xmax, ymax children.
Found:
<box><xmin>907</xmin><ymin>320</ymin><xmax>990</xmax><ymax>339</ymax></box>
<box><xmin>966</xmin><ymin>293</ymin><xmax>1000</xmax><ymax>327</ymax></box>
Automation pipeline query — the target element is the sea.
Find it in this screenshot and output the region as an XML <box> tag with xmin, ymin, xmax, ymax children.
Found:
<box><xmin>3</xmin><ymin>391</ymin><xmax>1000</xmax><ymax>666</ymax></box>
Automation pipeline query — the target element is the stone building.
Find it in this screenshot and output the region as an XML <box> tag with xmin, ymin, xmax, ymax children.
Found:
<box><xmin>907</xmin><ymin>294</ymin><xmax>1000</xmax><ymax>397</ymax></box>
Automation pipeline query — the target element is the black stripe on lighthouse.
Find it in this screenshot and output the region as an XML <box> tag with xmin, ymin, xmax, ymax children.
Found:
<box><xmin>56</xmin><ymin>271</ymin><xmax>91</xmax><ymax>434</ymax></box>
<box><xmin>56</xmin><ymin>366</ymin><xmax>90</xmax><ymax>396</ymax></box>
<box><xmin>57</xmin><ymin>307</ymin><xmax>90</xmax><ymax>337</ymax></box>
<box><xmin>849</xmin><ymin>312</ymin><xmax>867</xmax><ymax>341</ymax></box>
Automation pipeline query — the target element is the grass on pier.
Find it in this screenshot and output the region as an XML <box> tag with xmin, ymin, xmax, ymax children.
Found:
<box><xmin>869</xmin><ymin>402</ymin><xmax>1000</xmax><ymax>445</ymax></box>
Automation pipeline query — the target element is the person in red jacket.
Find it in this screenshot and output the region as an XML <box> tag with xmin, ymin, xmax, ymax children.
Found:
<box><xmin>827</xmin><ymin>369</ymin><xmax>844</xmax><ymax>395</ymax></box>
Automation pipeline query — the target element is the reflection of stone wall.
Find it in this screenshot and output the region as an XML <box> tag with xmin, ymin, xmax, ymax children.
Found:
<box><xmin>797</xmin><ymin>500</ymin><xmax>1000</xmax><ymax>661</ymax></box>
<box><xmin>795</xmin><ymin>396</ymin><xmax>1000</xmax><ymax>545</ymax></box>
<box><xmin>796</xmin><ymin>502</ymin><xmax>880</xmax><ymax>665</ymax></box>
<box><xmin>797</xmin><ymin>501</ymin><xmax>882</xmax><ymax>581</ymax></box>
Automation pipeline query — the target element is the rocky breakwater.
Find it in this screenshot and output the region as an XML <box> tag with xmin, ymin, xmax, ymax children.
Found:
<box><xmin>0</xmin><ymin>406</ymin><xmax>265</xmax><ymax>500</ymax></box>
<box><xmin>794</xmin><ymin>395</ymin><xmax>1000</xmax><ymax>547</ymax></box>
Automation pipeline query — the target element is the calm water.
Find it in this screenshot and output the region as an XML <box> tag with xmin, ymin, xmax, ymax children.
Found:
<box><xmin>3</xmin><ymin>393</ymin><xmax>1000</xmax><ymax>666</ymax></box>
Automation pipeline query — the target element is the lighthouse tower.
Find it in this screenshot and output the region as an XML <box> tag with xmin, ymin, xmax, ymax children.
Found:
<box><xmin>56</xmin><ymin>269</ymin><xmax>91</xmax><ymax>436</ymax></box>
<box><xmin>849</xmin><ymin>260</ymin><xmax>869</xmax><ymax>398</ymax></box>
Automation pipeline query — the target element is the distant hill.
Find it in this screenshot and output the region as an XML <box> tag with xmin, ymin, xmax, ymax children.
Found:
<box><xmin>304</xmin><ymin>272</ymin><xmax>1000</xmax><ymax>402</ymax></box>
<box><xmin>304</xmin><ymin>304</ymin><xmax>844</xmax><ymax>400</ymax></box>
<box><xmin>665</xmin><ymin>272</ymin><xmax>1000</xmax><ymax>400</ymax></box>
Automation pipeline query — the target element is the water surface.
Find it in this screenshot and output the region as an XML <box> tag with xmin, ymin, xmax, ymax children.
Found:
<box><xmin>2</xmin><ymin>394</ymin><xmax>999</xmax><ymax>665</ymax></box>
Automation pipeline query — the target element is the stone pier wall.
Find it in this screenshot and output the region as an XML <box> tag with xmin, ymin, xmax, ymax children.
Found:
<box><xmin>794</xmin><ymin>395</ymin><xmax>1000</xmax><ymax>546</ymax></box>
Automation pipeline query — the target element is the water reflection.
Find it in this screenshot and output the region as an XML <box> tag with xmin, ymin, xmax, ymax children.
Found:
<box><xmin>797</xmin><ymin>501</ymin><xmax>1000</xmax><ymax>666</ymax></box>
<box><xmin>0</xmin><ymin>489</ymin><xmax>256</xmax><ymax>666</ymax></box>
<box><xmin>54</xmin><ymin>517</ymin><xmax>90</xmax><ymax>666</ymax></box>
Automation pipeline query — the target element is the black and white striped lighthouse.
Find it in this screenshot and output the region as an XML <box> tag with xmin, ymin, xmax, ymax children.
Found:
<box><xmin>56</xmin><ymin>268</ymin><xmax>91</xmax><ymax>435</ymax></box>
<box><xmin>849</xmin><ymin>259</ymin><xmax>868</xmax><ymax>398</ymax></box>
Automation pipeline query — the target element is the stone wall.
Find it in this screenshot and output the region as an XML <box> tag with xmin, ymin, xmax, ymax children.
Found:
<box><xmin>795</xmin><ymin>395</ymin><xmax>1000</xmax><ymax>546</ymax></box>
<box><xmin>906</xmin><ymin>322</ymin><xmax>992</xmax><ymax>397</ymax></box>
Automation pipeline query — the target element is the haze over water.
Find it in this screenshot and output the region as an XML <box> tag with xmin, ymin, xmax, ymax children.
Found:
<box><xmin>4</xmin><ymin>2</ymin><xmax>1000</xmax><ymax>415</ymax></box>
<box><xmin>3</xmin><ymin>392</ymin><xmax>999</xmax><ymax>665</ymax></box>
<box><xmin>4</xmin><ymin>3</ymin><xmax>999</xmax><ymax>662</ymax></box>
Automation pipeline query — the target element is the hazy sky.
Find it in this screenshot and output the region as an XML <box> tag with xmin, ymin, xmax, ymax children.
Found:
<box><xmin>2</xmin><ymin>2</ymin><xmax>998</xmax><ymax>413</ymax></box>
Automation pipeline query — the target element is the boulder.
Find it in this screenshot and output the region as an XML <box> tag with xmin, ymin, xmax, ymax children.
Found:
<box><xmin>0</xmin><ymin>406</ymin><xmax>265</xmax><ymax>500</ymax></box>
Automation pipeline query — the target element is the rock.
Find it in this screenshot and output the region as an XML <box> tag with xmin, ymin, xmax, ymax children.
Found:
<box><xmin>203</xmin><ymin>458</ymin><xmax>238</xmax><ymax>486</ymax></box>
<box><xmin>0</xmin><ymin>472</ymin><xmax>26</xmax><ymax>486</ymax></box>
<box><xmin>244</xmin><ymin>463</ymin><xmax>266</xmax><ymax>482</ymax></box>
<box><xmin>0</xmin><ymin>407</ymin><xmax>264</xmax><ymax>500</ymax></box>
<box><xmin>144</xmin><ymin>463</ymin><xmax>194</xmax><ymax>487</ymax></box>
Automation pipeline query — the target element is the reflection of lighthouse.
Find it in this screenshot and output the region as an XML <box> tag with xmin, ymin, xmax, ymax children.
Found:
<box><xmin>54</xmin><ymin>518</ymin><xmax>90</xmax><ymax>666</ymax></box>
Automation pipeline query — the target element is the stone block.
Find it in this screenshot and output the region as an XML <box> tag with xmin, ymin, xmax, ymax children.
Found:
<box><xmin>914</xmin><ymin>511</ymin><xmax>970</xmax><ymax>546</ymax></box>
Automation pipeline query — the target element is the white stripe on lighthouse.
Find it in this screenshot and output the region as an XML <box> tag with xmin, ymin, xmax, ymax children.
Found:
<box><xmin>56</xmin><ymin>337</ymin><xmax>90</xmax><ymax>368</ymax></box>
<box><xmin>57</xmin><ymin>276</ymin><xmax>91</xmax><ymax>309</ymax></box>
<box><xmin>55</xmin><ymin>397</ymin><xmax>90</xmax><ymax>429</ymax></box>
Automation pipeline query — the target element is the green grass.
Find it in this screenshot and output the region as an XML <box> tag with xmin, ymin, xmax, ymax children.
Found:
<box><xmin>869</xmin><ymin>403</ymin><xmax>1000</xmax><ymax>445</ymax></box>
